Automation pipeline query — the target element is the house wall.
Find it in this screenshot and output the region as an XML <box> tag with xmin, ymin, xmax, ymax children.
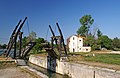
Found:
<box><xmin>69</xmin><ymin>36</ymin><xmax>78</xmax><ymax>52</ymax></box>
<box><xmin>81</xmin><ymin>47</ymin><xmax>91</xmax><ymax>52</ymax></box>
<box><xmin>68</xmin><ymin>35</ymin><xmax>91</xmax><ymax>52</ymax></box>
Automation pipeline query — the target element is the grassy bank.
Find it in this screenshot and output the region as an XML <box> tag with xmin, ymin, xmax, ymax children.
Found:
<box><xmin>69</xmin><ymin>52</ymin><xmax>120</xmax><ymax>65</ymax></box>
<box><xmin>32</xmin><ymin>50</ymin><xmax>120</xmax><ymax>65</ymax></box>
<box><xmin>85</xmin><ymin>53</ymin><xmax>120</xmax><ymax>65</ymax></box>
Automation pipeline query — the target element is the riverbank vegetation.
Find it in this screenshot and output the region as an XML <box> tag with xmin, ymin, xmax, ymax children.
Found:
<box><xmin>69</xmin><ymin>52</ymin><xmax>120</xmax><ymax>65</ymax></box>
<box><xmin>77</xmin><ymin>14</ymin><xmax>120</xmax><ymax>51</ymax></box>
<box><xmin>1</xmin><ymin>14</ymin><xmax>120</xmax><ymax>53</ymax></box>
<box><xmin>85</xmin><ymin>53</ymin><xmax>120</xmax><ymax>65</ymax></box>
<box><xmin>19</xmin><ymin>31</ymin><xmax>47</xmax><ymax>54</ymax></box>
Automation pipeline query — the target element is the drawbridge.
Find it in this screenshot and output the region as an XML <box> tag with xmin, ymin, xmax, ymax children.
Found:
<box><xmin>3</xmin><ymin>17</ymin><xmax>36</xmax><ymax>61</ymax></box>
<box><xmin>42</xmin><ymin>23</ymin><xmax>68</xmax><ymax>60</ymax></box>
<box><xmin>2</xmin><ymin>17</ymin><xmax>68</xmax><ymax>64</ymax></box>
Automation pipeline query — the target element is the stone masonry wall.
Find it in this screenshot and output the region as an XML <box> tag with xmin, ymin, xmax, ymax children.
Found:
<box><xmin>29</xmin><ymin>55</ymin><xmax>120</xmax><ymax>78</ymax></box>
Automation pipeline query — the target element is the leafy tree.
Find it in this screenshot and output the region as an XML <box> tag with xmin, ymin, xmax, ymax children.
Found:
<box><xmin>97</xmin><ymin>29</ymin><xmax>102</xmax><ymax>38</ymax></box>
<box><xmin>0</xmin><ymin>44</ymin><xmax>2</xmax><ymax>49</ymax></box>
<box><xmin>77</xmin><ymin>15</ymin><xmax>94</xmax><ymax>37</ymax></box>
<box><xmin>77</xmin><ymin>25</ymin><xmax>87</xmax><ymax>36</ymax></box>
<box><xmin>1</xmin><ymin>44</ymin><xmax>7</xmax><ymax>49</ymax></box>
<box><xmin>84</xmin><ymin>35</ymin><xmax>100</xmax><ymax>50</ymax></box>
<box><xmin>98</xmin><ymin>35</ymin><xmax>112</xmax><ymax>49</ymax></box>
<box><xmin>27</xmin><ymin>31</ymin><xmax>37</xmax><ymax>42</ymax></box>
<box><xmin>22</xmin><ymin>36</ymin><xmax>28</xmax><ymax>48</ymax></box>
<box><xmin>112</xmin><ymin>37</ymin><xmax>120</xmax><ymax>50</ymax></box>
<box><xmin>80</xmin><ymin>15</ymin><xmax>94</xmax><ymax>27</ymax></box>
<box><xmin>16</xmin><ymin>31</ymin><xmax>37</xmax><ymax>51</ymax></box>
<box><xmin>32</xmin><ymin>37</ymin><xmax>46</xmax><ymax>54</ymax></box>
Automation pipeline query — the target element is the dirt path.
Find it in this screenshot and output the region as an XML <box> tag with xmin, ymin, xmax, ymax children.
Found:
<box><xmin>0</xmin><ymin>67</ymin><xmax>41</xmax><ymax>78</ymax></box>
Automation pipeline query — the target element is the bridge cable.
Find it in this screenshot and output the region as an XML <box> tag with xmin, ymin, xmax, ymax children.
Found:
<box><xmin>27</xmin><ymin>19</ymin><xmax>30</xmax><ymax>35</ymax></box>
<box><xmin>46</xmin><ymin>27</ymin><xmax>49</xmax><ymax>41</ymax></box>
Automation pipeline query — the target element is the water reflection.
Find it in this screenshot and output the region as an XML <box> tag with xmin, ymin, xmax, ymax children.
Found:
<box><xmin>28</xmin><ymin>63</ymin><xmax>69</xmax><ymax>78</ymax></box>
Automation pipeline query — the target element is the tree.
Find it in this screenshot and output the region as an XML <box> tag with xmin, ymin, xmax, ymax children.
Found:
<box><xmin>77</xmin><ymin>25</ymin><xmax>87</xmax><ymax>36</ymax></box>
<box><xmin>112</xmin><ymin>37</ymin><xmax>120</xmax><ymax>50</ymax></box>
<box><xmin>16</xmin><ymin>31</ymin><xmax>36</xmax><ymax>49</ymax></box>
<box><xmin>22</xmin><ymin>36</ymin><xmax>28</xmax><ymax>48</ymax></box>
<box><xmin>0</xmin><ymin>44</ymin><xmax>2</xmax><ymax>49</ymax></box>
<box><xmin>77</xmin><ymin>15</ymin><xmax>94</xmax><ymax>37</ymax></box>
<box><xmin>32</xmin><ymin>37</ymin><xmax>46</xmax><ymax>54</ymax></box>
<box><xmin>97</xmin><ymin>29</ymin><xmax>102</xmax><ymax>38</ymax></box>
<box><xmin>27</xmin><ymin>31</ymin><xmax>37</xmax><ymax>42</ymax></box>
<box><xmin>83</xmin><ymin>35</ymin><xmax>100</xmax><ymax>50</ymax></box>
<box><xmin>98</xmin><ymin>35</ymin><xmax>112</xmax><ymax>49</ymax></box>
<box><xmin>1</xmin><ymin>44</ymin><xmax>7</xmax><ymax>49</ymax></box>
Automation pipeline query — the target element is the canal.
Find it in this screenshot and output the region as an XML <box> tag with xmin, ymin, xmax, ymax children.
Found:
<box><xmin>28</xmin><ymin>62</ymin><xmax>70</xmax><ymax>78</ymax></box>
<box><xmin>0</xmin><ymin>50</ymin><xmax>70</xmax><ymax>78</ymax></box>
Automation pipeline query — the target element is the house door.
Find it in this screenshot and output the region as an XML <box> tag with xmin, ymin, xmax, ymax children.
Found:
<box><xmin>73</xmin><ymin>48</ymin><xmax>75</xmax><ymax>52</ymax></box>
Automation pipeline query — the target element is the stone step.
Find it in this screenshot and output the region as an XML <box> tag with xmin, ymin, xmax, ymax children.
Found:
<box><xmin>16</xmin><ymin>59</ymin><xmax>27</xmax><ymax>66</ymax></box>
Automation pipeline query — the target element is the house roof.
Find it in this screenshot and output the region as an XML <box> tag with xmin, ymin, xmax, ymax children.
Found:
<box><xmin>74</xmin><ymin>35</ymin><xmax>86</xmax><ymax>39</ymax></box>
<box><xmin>67</xmin><ymin>35</ymin><xmax>86</xmax><ymax>40</ymax></box>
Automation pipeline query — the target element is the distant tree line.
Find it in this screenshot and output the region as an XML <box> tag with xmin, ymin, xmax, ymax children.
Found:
<box><xmin>0</xmin><ymin>31</ymin><xmax>46</xmax><ymax>54</ymax></box>
<box><xmin>1</xmin><ymin>15</ymin><xmax>120</xmax><ymax>52</ymax></box>
<box><xmin>17</xmin><ymin>31</ymin><xmax>46</xmax><ymax>54</ymax></box>
<box><xmin>77</xmin><ymin>15</ymin><xmax>120</xmax><ymax>51</ymax></box>
<box><xmin>0</xmin><ymin>44</ymin><xmax>7</xmax><ymax>49</ymax></box>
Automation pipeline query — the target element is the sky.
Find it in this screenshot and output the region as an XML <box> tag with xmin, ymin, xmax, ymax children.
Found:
<box><xmin>0</xmin><ymin>0</ymin><xmax>120</xmax><ymax>44</ymax></box>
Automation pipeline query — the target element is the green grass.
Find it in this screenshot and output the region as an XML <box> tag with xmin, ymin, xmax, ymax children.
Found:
<box><xmin>85</xmin><ymin>53</ymin><xmax>120</xmax><ymax>65</ymax></box>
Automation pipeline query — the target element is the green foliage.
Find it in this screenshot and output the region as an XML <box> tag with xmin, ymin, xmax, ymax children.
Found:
<box><xmin>77</xmin><ymin>25</ymin><xmax>87</xmax><ymax>36</ymax></box>
<box><xmin>85</xmin><ymin>54</ymin><xmax>120</xmax><ymax>65</ymax></box>
<box><xmin>0</xmin><ymin>44</ymin><xmax>7</xmax><ymax>49</ymax></box>
<box><xmin>22</xmin><ymin>36</ymin><xmax>28</xmax><ymax>48</ymax></box>
<box><xmin>80</xmin><ymin>15</ymin><xmax>94</xmax><ymax>27</ymax></box>
<box><xmin>76</xmin><ymin>14</ymin><xmax>116</xmax><ymax>51</ymax></box>
<box><xmin>1</xmin><ymin>44</ymin><xmax>7</xmax><ymax>49</ymax></box>
<box><xmin>84</xmin><ymin>35</ymin><xmax>94</xmax><ymax>46</ymax></box>
<box><xmin>112</xmin><ymin>37</ymin><xmax>120</xmax><ymax>50</ymax></box>
<box><xmin>84</xmin><ymin>35</ymin><xmax>101</xmax><ymax>50</ymax></box>
<box><xmin>98</xmin><ymin>35</ymin><xmax>112</xmax><ymax>49</ymax></box>
<box><xmin>15</xmin><ymin>31</ymin><xmax>46</xmax><ymax>54</ymax></box>
<box><xmin>27</xmin><ymin>31</ymin><xmax>37</xmax><ymax>42</ymax></box>
<box><xmin>32</xmin><ymin>37</ymin><xmax>46</xmax><ymax>54</ymax></box>
<box><xmin>97</xmin><ymin>29</ymin><xmax>102</xmax><ymax>38</ymax></box>
<box><xmin>83</xmin><ymin>32</ymin><xmax>113</xmax><ymax>50</ymax></box>
<box><xmin>77</xmin><ymin>15</ymin><xmax>94</xmax><ymax>37</ymax></box>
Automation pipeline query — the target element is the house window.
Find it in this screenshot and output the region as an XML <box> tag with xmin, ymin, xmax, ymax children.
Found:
<box><xmin>86</xmin><ymin>49</ymin><xmax>88</xmax><ymax>51</ymax></box>
<box><xmin>73</xmin><ymin>48</ymin><xmax>75</xmax><ymax>52</ymax></box>
<box><xmin>79</xmin><ymin>40</ymin><xmax>81</xmax><ymax>41</ymax></box>
<box><xmin>80</xmin><ymin>48</ymin><xmax>81</xmax><ymax>50</ymax></box>
<box><xmin>73</xmin><ymin>37</ymin><xmax>74</xmax><ymax>40</ymax></box>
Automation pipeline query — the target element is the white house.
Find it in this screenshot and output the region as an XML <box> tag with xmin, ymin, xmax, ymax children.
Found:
<box><xmin>67</xmin><ymin>35</ymin><xmax>91</xmax><ymax>52</ymax></box>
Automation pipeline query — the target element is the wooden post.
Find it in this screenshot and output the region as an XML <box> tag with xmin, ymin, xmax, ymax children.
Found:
<box><xmin>13</xmin><ymin>35</ymin><xmax>17</xmax><ymax>59</ymax></box>
<box><xmin>93</xmin><ymin>71</ymin><xmax>95</xmax><ymax>78</ymax></box>
<box><xmin>51</xmin><ymin>37</ymin><xmax>54</xmax><ymax>49</ymax></box>
<box><xmin>19</xmin><ymin>32</ymin><xmax>23</xmax><ymax>58</ymax></box>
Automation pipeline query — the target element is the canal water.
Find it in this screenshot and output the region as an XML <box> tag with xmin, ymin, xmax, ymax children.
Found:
<box><xmin>28</xmin><ymin>62</ymin><xmax>70</xmax><ymax>78</ymax></box>
<box><xmin>0</xmin><ymin>50</ymin><xmax>70</xmax><ymax>78</ymax></box>
<box><xmin>0</xmin><ymin>49</ymin><xmax>4</xmax><ymax>55</ymax></box>
<box><xmin>0</xmin><ymin>49</ymin><xmax>19</xmax><ymax>58</ymax></box>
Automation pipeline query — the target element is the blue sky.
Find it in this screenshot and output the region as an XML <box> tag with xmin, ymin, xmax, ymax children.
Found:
<box><xmin>0</xmin><ymin>0</ymin><xmax>120</xmax><ymax>44</ymax></box>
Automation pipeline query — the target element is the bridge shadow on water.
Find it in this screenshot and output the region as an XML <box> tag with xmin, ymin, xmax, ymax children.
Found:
<box><xmin>28</xmin><ymin>61</ymin><xmax>69</xmax><ymax>78</ymax></box>
<box><xmin>47</xmin><ymin>56</ymin><xmax>56</xmax><ymax>73</ymax></box>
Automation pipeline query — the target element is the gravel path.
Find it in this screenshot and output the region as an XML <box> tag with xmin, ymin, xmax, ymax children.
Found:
<box><xmin>0</xmin><ymin>67</ymin><xmax>39</xmax><ymax>78</ymax></box>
